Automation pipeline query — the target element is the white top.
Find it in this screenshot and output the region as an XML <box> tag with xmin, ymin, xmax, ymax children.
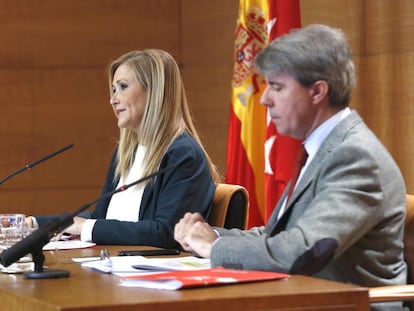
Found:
<box><xmin>81</xmin><ymin>145</ymin><xmax>146</xmax><ymax>241</ymax></box>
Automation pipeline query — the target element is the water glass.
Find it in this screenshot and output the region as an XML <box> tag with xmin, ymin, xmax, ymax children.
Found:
<box><xmin>0</xmin><ymin>214</ymin><xmax>26</xmax><ymax>251</ymax></box>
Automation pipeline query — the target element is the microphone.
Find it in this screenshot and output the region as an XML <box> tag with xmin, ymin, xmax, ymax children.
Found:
<box><xmin>0</xmin><ymin>144</ymin><xmax>74</xmax><ymax>185</ymax></box>
<box><xmin>0</xmin><ymin>164</ymin><xmax>176</xmax><ymax>279</ymax></box>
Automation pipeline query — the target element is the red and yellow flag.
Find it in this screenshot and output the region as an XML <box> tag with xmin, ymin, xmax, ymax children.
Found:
<box><xmin>226</xmin><ymin>0</ymin><xmax>301</xmax><ymax>227</ymax></box>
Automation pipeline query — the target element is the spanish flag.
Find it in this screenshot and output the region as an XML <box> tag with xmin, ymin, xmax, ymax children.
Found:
<box><xmin>226</xmin><ymin>0</ymin><xmax>301</xmax><ymax>227</ymax></box>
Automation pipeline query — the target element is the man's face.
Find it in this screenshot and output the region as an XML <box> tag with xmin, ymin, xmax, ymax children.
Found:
<box><xmin>261</xmin><ymin>73</ymin><xmax>317</xmax><ymax>140</ymax></box>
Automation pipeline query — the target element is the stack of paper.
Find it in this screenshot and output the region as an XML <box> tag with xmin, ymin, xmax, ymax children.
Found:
<box><xmin>80</xmin><ymin>255</ymin><xmax>211</xmax><ymax>277</ymax></box>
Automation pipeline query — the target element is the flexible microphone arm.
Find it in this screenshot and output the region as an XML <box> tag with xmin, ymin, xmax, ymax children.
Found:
<box><xmin>0</xmin><ymin>144</ymin><xmax>74</xmax><ymax>185</ymax></box>
<box><xmin>71</xmin><ymin>167</ymin><xmax>172</xmax><ymax>218</ymax></box>
<box><xmin>0</xmin><ymin>165</ymin><xmax>176</xmax><ymax>270</ymax></box>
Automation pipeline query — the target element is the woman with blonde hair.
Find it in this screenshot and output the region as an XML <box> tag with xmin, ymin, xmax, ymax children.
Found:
<box><xmin>31</xmin><ymin>49</ymin><xmax>219</xmax><ymax>248</ymax></box>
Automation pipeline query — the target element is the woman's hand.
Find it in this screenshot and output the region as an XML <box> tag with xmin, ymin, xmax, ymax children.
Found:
<box><xmin>54</xmin><ymin>216</ymin><xmax>85</xmax><ymax>240</ymax></box>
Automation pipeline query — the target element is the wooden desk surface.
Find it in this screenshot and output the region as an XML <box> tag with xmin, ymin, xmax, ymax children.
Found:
<box><xmin>0</xmin><ymin>245</ymin><xmax>370</xmax><ymax>311</ymax></box>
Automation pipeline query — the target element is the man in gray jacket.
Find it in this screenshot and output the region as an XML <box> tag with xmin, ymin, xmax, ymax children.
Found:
<box><xmin>174</xmin><ymin>24</ymin><xmax>407</xmax><ymax>310</ymax></box>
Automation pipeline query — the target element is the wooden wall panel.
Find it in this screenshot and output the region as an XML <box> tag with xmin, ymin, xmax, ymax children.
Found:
<box><xmin>181</xmin><ymin>0</ymin><xmax>237</xmax><ymax>65</ymax></box>
<box><xmin>0</xmin><ymin>74</ymin><xmax>111</xmax><ymax>213</ymax></box>
<box><xmin>31</xmin><ymin>69</ymin><xmax>117</xmax><ymax>186</ymax></box>
<box><xmin>0</xmin><ymin>0</ymin><xmax>181</xmax><ymax>216</ymax></box>
<box><xmin>358</xmin><ymin>53</ymin><xmax>414</xmax><ymax>191</ymax></box>
<box><xmin>300</xmin><ymin>0</ymin><xmax>364</xmax><ymax>54</ymax></box>
<box><xmin>358</xmin><ymin>55</ymin><xmax>414</xmax><ymax>117</ymax></box>
<box><xmin>0</xmin><ymin>0</ymin><xmax>181</xmax><ymax>67</ymax></box>
<box><xmin>182</xmin><ymin>64</ymin><xmax>233</xmax><ymax>176</ymax></box>
<box><xmin>181</xmin><ymin>0</ymin><xmax>238</xmax><ymax>176</ymax></box>
<box><xmin>3</xmin><ymin>189</ymin><xmax>100</xmax><ymax>216</ymax></box>
<box><xmin>365</xmin><ymin>0</ymin><xmax>414</xmax><ymax>54</ymax></box>
<box><xmin>0</xmin><ymin>71</ymin><xmax>34</xmax><ymax>177</ymax></box>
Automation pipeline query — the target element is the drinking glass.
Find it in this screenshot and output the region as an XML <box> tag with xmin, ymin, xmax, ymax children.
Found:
<box><xmin>0</xmin><ymin>214</ymin><xmax>25</xmax><ymax>250</ymax></box>
<box><xmin>0</xmin><ymin>214</ymin><xmax>33</xmax><ymax>273</ymax></box>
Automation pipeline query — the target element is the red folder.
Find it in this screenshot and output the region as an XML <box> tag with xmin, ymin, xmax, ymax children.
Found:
<box><xmin>119</xmin><ymin>267</ymin><xmax>290</xmax><ymax>290</ymax></box>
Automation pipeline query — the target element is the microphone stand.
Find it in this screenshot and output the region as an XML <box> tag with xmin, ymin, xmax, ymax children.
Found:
<box><xmin>0</xmin><ymin>143</ymin><xmax>75</xmax><ymax>278</ymax></box>
<box><xmin>11</xmin><ymin>213</ymin><xmax>74</xmax><ymax>279</ymax></box>
<box><xmin>0</xmin><ymin>166</ymin><xmax>175</xmax><ymax>279</ymax></box>
<box><xmin>0</xmin><ymin>144</ymin><xmax>74</xmax><ymax>185</ymax></box>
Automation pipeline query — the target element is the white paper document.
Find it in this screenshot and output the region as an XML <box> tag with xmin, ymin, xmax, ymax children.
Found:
<box><xmin>80</xmin><ymin>255</ymin><xmax>211</xmax><ymax>277</ymax></box>
<box><xmin>43</xmin><ymin>240</ymin><xmax>96</xmax><ymax>251</ymax></box>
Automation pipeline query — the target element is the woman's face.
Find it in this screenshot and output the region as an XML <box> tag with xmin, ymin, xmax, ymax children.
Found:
<box><xmin>110</xmin><ymin>63</ymin><xmax>147</xmax><ymax>131</ymax></box>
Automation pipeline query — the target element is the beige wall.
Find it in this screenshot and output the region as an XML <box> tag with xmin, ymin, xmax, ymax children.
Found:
<box><xmin>0</xmin><ymin>0</ymin><xmax>413</xmax><ymax>216</ymax></box>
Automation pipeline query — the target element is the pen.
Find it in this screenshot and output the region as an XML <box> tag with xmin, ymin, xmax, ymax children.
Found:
<box><xmin>132</xmin><ymin>264</ymin><xmax>175</xmax><ymax>272</ymax></box>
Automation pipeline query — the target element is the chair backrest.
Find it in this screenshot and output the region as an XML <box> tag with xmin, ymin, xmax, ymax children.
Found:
<box><xmin>208</xmin><ymin>183</ymin><xmax>249</xmax><ymax>229</ymax></box>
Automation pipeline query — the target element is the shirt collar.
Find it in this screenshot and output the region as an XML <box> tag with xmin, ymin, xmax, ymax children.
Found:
<box><xmin>304</xmin><ymin>107</ymin><xmax>351</xmax><ymax>163</ymax></box>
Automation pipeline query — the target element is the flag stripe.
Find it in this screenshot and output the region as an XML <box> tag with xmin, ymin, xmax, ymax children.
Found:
<box><xmin>226</xmin><ymin>106</ymin><xmax>263</xmax><ymax>226</ymax></box>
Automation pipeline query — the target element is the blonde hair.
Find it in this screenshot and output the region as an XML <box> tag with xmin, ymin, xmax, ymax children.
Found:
<box><xmin>108</xmin><ymin>49</ymin><xmax>220</xmax><ymax>182</ymax></box>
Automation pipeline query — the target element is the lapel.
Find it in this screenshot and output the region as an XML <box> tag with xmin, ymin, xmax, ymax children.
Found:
<box><xmin>266</xmin><ymin>111</ymin><xmax>362</xmax><ymax>235</ymax></box>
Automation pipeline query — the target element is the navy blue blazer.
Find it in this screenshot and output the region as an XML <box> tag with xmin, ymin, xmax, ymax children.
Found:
<box><xmin>37</xmin><ymin>132</ymin><xmax>216</xmax><ymax>248</ymax></box>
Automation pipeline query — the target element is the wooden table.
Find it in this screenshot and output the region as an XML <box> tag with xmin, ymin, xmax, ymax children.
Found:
<box><xmin>0</xmin><ymin>245</ymin><xmax>370</xmax><ymax>311</ymax></box>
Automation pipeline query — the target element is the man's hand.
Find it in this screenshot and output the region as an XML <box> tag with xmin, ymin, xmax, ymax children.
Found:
<box><xmin>174</xmin><ymin>212</ymin><xmax>218</xmax><ymax>258</ymax></box>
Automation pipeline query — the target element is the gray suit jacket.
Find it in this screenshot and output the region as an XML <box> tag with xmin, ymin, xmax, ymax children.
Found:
<box><xmin>213</xmin><ymin>111</ymin><xmax>407</xmax><ymax>290</ymax></box>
